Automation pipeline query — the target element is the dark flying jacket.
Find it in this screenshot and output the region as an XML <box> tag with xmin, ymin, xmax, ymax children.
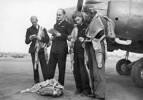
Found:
<box><xmin>51</xmin><ymin>20</ymin><xmax>73</xmax><ymax>54</ymax></box>
<box><xmin>74</xmin><ymin>23</ymin><xmax>87</xmax><ymax>53</ymax></box>
<box><xmin>25</xmin><ymin>25</ymin><xmax>49</xmax><ymax>53</ymax></box>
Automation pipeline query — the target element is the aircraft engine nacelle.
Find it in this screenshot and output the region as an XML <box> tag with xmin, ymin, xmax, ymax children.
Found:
<box><xmin>107</xmin><ymin>0</ymin><xmax>143</xmax><ymax>41</ymax></box>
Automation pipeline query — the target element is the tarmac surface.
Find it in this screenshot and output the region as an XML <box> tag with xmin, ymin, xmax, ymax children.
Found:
<box><xmin>0</xmin><ymin>52</ymin><xmax>143</xmax><ymax>100</ymax></box>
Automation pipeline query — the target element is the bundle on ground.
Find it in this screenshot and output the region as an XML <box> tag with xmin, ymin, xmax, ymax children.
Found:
<box><xmin>20</xmin><ymin>79</ymin><xmax>64</xmax><ymax>97</ymax></box>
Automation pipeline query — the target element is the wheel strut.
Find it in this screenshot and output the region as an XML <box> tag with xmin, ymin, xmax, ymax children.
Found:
<box><xmin>125</xmin><ymin>51</ymin><xmax>129</xmax><ymax>60</ymax></box>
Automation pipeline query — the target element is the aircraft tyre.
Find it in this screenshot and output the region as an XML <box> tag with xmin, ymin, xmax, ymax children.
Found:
<box><xmin>116</xmin><ymin>59</ymin><xmax>131</xmax><ymax>75</ymax></box>
<box><xmin>131</xmin><ymin>60</ymin><xmax>143</xmax><ymax>88</ymax></box>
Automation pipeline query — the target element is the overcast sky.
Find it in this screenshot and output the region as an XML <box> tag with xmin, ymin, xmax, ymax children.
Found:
<box><xmin>0</xmin><ymin>0</ymin><xmax>77</xmax><ymax>53</ymax></box>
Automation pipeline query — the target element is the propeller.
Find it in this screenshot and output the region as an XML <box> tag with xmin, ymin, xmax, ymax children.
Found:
<box><xmin>76</xmin><ymin>0</ymin><xmax>84</xmax><ymax>11</ymax></box>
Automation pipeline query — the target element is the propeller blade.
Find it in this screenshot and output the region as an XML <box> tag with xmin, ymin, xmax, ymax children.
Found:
<box><xmin>76</xmin><ymin>0</ymin><xmax>84</xmax><ymax>11</ymax></box>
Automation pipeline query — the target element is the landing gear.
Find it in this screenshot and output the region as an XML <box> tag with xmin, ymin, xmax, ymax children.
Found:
<box><xmin>131</xmin><ymin>58</ymin><xmax>143</xmax><ymax>87</ymax></box>
<box><xmin>115</xmin><ymin>51</ymin><xmax>143</xmax><ymax>87</ymax></box>
<box><xmin>116</xmin><ymin>51</ymin><xmax>131</xmax><ymax>75</ymax></box>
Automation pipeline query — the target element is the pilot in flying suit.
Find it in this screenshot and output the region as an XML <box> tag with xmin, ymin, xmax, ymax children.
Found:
<box><xmin>84</xmin><ymin>8</ymin><xmax>106</xmax><ymax>100</ymax></box>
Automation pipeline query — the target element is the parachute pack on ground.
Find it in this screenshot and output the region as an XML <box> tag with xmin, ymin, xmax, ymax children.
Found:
<box><xmin>20</xmin><ymin>79</ymin><xmax>64</xmax><ymax>97</ymax></box>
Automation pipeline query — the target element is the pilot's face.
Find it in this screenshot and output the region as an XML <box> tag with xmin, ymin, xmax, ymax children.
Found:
<box><xmin>83</xmin><ymin>7</ymin><xmax>96</xmax><ymax>22</ymax></box>
<box><xmin>30</xmin><ymin>16</ymin><xmax>38</xmax><ymax>27</ymax></box>
<box><xmin>74</xmin><ymin>16</ymin><xmax>83</xmax><ymax>25</ymax></box>
<box><xmin>56</xmin><ymin>10</ymin><xmax>65</xmax><ymax>22</ymax></box>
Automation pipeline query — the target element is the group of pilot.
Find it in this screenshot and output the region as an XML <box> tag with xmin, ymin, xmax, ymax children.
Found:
<box><xmin>25</xmin><ymin>7</ymin><xmax>106</xmax><ymax>100</ymax></box>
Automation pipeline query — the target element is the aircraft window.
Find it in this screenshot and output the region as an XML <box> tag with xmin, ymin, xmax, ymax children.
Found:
<box><xmin>115</xmin><ymin>17</ymin><xmax>118</xmax><ymax>21</ymax></box>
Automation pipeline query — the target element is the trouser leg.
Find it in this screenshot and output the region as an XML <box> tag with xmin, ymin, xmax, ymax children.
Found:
<box><xmin>90</xmin><ymin>45</ymin><xmax>105</xmax><ymax>98</ymax></box>
<box><xmin>31</xmin><ymin>53</ymin><xmax>39</xmax><ymax>83</ymax></box>
<box><xmin>38</xmin><ymin>52</ymin><xmax>48</xmax><ymax>81</ymax></box>
<box><xmin>73</xmin><ymin>53</ymin><xmax>83</xmax><ymax>92</ymax></box>
<box><xmin>94</xmin><ymin>67</ymin><xmax>105</xmax><ymax>98</ymax></box>
<box><xmin>85</xmin><ymin>43</ymin><xmax>95</xmax><ymax>93</ymax></box>
<box><xmin>78</xmin><ymin>52</ymin><xmax>91</xmax><ymax>93</ymax></box>
<box><xmin>47</xmin><ymin>52</ymin><xmax>58</xmax><ymax>79</ymax></box>
<box><xmin>57</xmin><ymin>53</ymin><xmax>67</xmax><ymax>86</ymax></box>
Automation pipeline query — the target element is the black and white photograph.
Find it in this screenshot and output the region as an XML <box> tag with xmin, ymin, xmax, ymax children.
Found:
<box><xmin>0</xmin><ymin>0</ymin><xmax>143</xmax><ymax>100</ymax></box>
